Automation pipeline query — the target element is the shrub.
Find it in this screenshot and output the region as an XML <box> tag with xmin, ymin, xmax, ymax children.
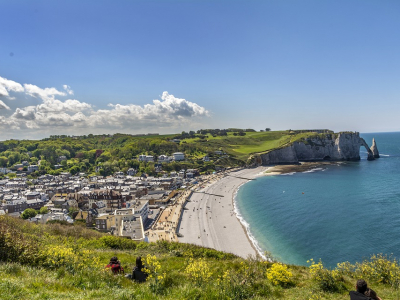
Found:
<box><xmin>355</xmin><ymin>254</ymin><xmax>400</xmax><ymax>287</ymax></box>
<box><xmin>185</xmin><ymin>258</ymin><xmax>212</xmax><ymax>285</ymax></box>
<box><xmin>39</xmin><ymin>207</ymin><xmax>49</xmax><ymax>214</ymax></box>
<box><xmin>21</xmin><ymin>208</ymin><xmax>37</xmax><ymax>220</ymax></box>
<box><xmin>0</xmin><ymin>216</ymin><xmax>42</xmax><ymax>265</ymax></box>
<box><xmin>98</xmin><ymin>236</ymin><xmax>137</xmax><ymax>250</ymax></box>
<box><xmin>308</xmin><ymin>259</ymin><xmax>344</xmax><ymax>292</ymax></box>
<box><xmin>143</xmin><ymin>254</ymin><xmax>166</xmax><ymax>294</ymax></box>
<box><xmin>266</xmin><ymin>263</ymin><xmax>293</xmax><ymax>287</ymax></box>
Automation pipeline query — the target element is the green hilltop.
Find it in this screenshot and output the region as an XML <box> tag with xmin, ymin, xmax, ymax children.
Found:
<box><xmin>0</xmin><ymin>129</ymin><xmax>334</xmax><ymax>178</ymax></box>
<box><xmin>1</xmin><ymin>215</ymin><xmax>399</xmax><ymax>300</ymax></box>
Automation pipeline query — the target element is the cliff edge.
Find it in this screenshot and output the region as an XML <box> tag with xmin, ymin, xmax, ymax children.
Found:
<box><xmin>255</xmin><ymin>132</ymin><xmax>377</xmax><ymax>165</ymax></box>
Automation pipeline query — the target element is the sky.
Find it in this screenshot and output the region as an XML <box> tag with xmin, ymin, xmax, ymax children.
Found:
<box><xmin>1</xmin><ymin>0</ymin><xmax>400</xmax><ymax>140</ymax></box>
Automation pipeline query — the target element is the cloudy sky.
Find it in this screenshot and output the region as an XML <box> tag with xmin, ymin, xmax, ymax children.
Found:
<box><xmin>1</xmin><ymin>0</ymin><xmax>400</xmax><ymax>139</ymax></box>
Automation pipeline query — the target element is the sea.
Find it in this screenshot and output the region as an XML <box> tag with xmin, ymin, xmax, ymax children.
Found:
<box><xmin>235</xmin><ymin>132</ymin><xmax>400</xmax><ymax>268</ymax></box>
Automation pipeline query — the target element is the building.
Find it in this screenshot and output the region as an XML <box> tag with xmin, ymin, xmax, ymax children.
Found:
<box><xmin>127</xmin><ymin>168</ymin><xmax>137</xmax><ymax>176</ymax></box>
<box><xmin>138</xmin><ymin>155</ymin><xmax>154</xmax><ymax>162</ymax></box>
<box><xmin>95</xmin><ymin>208</ymin><xmax>145</xmax><ymax>241</ymax></box>
<box><xmin>157</xmin><ymin>155</ymin><xmax>171</xmax><ymax>163</ymax></box>
<box><xmin>173</xmin><ymin>152</ymin><xmax>185</xmax><ymax>161</ymax></box>
<box><xmin>88</xmin><ymin>189</ymin><xmax>123</xmax><ymax>211</ymax></box>
<box><xmin>126</xmin><ymin>199</ymin><xmax>149</xmax><ymax>222</ymax></box>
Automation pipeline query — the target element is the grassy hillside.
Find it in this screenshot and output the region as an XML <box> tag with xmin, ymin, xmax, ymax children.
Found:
<box><xmin>1</xmin><ymin>215</ymin><xmax>400</xmax><ymax>300</ymax></box>
<box><xmin>0</xmin><ymin>130</ymin><xmax>332</xmax><ymax>177</ymax></box>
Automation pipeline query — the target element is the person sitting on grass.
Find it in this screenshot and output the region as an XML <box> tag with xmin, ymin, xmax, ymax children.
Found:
<box><xmin>125</xmin><ymin>256</ymin><xmax>148</xmax><ymax>283</ymax></box>
<box><xmin>349</xmin><ymin>279</ymin><xmax>382</xmax><ymax>300</ymax></box>
<box><xmin>105</xmin><ymin>256</ymin><xmax>124</xmax><ymax>275</ymax></box>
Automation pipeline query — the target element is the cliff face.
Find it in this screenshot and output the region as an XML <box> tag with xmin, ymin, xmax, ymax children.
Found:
<box><xmin>259</xmin><ymin>132</ymin><xmax>371</xmax><ymax>165</ymax></box>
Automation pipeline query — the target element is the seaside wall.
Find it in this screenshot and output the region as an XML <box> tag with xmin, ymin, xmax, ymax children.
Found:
<box><xmin>258</xmin><ymin>132</ymin><xmax>371</xmax><ymax>165</ymax></box>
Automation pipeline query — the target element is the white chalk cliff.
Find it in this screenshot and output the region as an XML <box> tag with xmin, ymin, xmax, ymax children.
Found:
<box><xmin>256</xmin><ymin>132</ymin><xmax>377</xmax><ymax>165</ymax></box>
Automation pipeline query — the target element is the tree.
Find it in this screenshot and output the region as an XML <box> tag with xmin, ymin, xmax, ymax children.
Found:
<box><xmin>0</xmin><ymin>156</ymin><xmax>8</xmax><ymax>167</ymax></box>
<box><xmin>21</xmin><ymin>208</ymin><xmax>37</xmax><ymax>219</ymax></box>
<box><xmin>68</xmin><ymin>207</ymin><xmax>78</xmax><ymax>217</ymax></box>
<box><xmin>265</xmin><ymin>128</ymin><xmax>271</xmax><ymax>131</ymax></box>
<box><xmin>39</xmin><ymin>207</ymin><xmax>49</xmax><ymax>214</ymax></box>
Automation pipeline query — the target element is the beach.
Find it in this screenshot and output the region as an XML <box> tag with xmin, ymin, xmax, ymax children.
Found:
<box><xmin>178</xmin><ymin>166</ymin><xmax>269</xmax><ymax>259</ymax></box>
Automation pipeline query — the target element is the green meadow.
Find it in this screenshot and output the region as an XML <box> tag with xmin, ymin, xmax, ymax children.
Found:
<box><xmin>1</xmin><ymin>215</ymin><xmax>400</xmax><ymax>300</ymax></box>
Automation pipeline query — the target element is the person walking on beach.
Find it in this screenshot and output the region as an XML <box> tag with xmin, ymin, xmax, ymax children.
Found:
<box><xmin>349</xmin><ymin>279</ymin><xmax>381</xmax><ymax>300</ymax></box>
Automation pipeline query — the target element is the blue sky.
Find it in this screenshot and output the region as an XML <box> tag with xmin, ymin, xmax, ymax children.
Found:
<box><xmin>1</xmin><ymin>0</ymin><xmax>400</xmax><ymax>139</ymax></box>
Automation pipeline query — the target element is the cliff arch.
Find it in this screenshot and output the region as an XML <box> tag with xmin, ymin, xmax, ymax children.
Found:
<box><xmin>359</xmin><ymin>138</ymin><xmax>375</xmax><ymax>161</ymax></box>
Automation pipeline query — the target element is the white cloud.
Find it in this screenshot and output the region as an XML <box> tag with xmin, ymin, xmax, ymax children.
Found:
<box><xmin>63</xmin><ymin>85</ymin><xmax>74</xmax><ymax>95</ymax></box>
<box><xmin>23</xmin><ymin>83</ymin><xmax>66</xmax><ymax>100</ymax></box>
<box><xmin>0</xmin><ymin>100</ymin><xmax>10</xmax><ymax>110</ymax></box>
<box><xmin>0</xmin><ymin>75</ymin><xmax>210</xmax><ymax>138</ymax></box>
<box><xmin>0</xmin><ymin>76</ymin><xmax>24</xmax><ymax>98</ymax></box>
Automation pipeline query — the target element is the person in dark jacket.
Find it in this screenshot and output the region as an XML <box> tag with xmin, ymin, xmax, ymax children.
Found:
<box><xmin>105</xmin><ymin>256</ymin><xmax>124</xmax><ymax>274</ymax></box>
<box><xmin>125</xmin><ymin>256</ymin><xmax>148</xmax><ymax>282</ymax></box>
<box><xmin>349</xmin><ymin>279</ymin><xmax>382</xmax><ymax>300</ymax></box>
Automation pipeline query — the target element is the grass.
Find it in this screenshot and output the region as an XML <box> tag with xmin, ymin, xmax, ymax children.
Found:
<box><xmin>2</xmin><ymin>215</ymin><xmax>400</xmax><ymax>299</ymax></box>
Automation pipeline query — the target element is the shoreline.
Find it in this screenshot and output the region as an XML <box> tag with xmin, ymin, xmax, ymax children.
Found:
<box><xmin>177</xmin><ymin>162</ymin><xmax>334</xmax><ymax>259</ymax></box>
<box><xmin>232</xmin><ymin>180</ymin><xmax>267</xmax><ymax>260</ymax></box>
<box><xmin>177</xmin><ymin>166</ymin><xmax>269</xmax><ymax>259</ymax></box>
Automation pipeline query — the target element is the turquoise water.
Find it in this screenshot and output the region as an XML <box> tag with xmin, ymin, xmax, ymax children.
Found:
<box><xmin>236</xmin><ymin>132</ymin><xmax>400</xmax><ymax>268</ymax></box>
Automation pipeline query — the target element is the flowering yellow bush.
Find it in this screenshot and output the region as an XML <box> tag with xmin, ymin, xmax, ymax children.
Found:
<box><xmin>355</xmin><ymin>254</ymin><xmax>400</xmax><ymax>286</ymax></box>
<box><xmin>308</xmin><ymin>259</ymin><xmax>343</xmax><ymax>292</ymax></box>
<box><xmin>185</xmin><ymin>258</ymin><xmax>212</xmax><ymax>285</ymax></box>
<box><xmin>335</xmin><ymin>261</ymin><xmax>355</xmax><ymax>276</ymax></box>
<box><xmin>144</xmin><ymin>254</ymin><xmax>162</xmax><ymax>280</ymax></box>
<box><xmin>266</xmin><ymin>263</ymin><xmax>293</xmax><ymax>286</ymax></box>
<box><xmin>40</xmin><ymin>245</ymin><xmax>101</xmax><ymax>272</ymax></box>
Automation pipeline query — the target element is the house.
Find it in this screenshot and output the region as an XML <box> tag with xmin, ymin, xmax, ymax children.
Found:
<box><xmin>202</xmin><ymin>156</ymin><xmax>210</xmax><ymax>162</ymax></box>
<box><xmin>88</xmin><ymin>189</ymin><xmax>123</xmax><ymax>211</ymax></box>
<box><xmin>13</xmin><ymin>164</ymin><xmax>24</xmax><ymax>170</ymax></box>
<box><xmin>157</xmin><ymin>155</ymin><xmax>171</xmax><ymax>163</ymax></box>
<box><xmin>26</xmin><ymin>199</ymin><xmax>45</xmax><ymax>210</ymax></box>
<box><xmin>138</xmin><ymin>155</ymin><xmax>154</xmax><ymax>162</ymax></box>
<box><xmin>126</xmin><ymin>199</ymin><xmax>149</xmax><ymax>222</ymax></box>
<box><xmin>61</xmin><ymin>199</ymin><xmax>78</xmax><ymax>211</ymax></box>
<box><xmin>26</xmin><ymin>191</ymin><xmax>41</xmax><ymax>200</ymax></box>
<box><xmin>127</xmin><ymin>168</ymin><xmax>136</xmax><ymax>176</ymax></box>
<box><xmin>95</xmin><ymin>209</ymin><xmax>145</xmax><ymax>241</ymax></box>
<box><xmin>5</xmin><ymin>199</ymin><xmax>27</xmax><ymax>213</ymax></box>
<box><xmin>0</xmin><ymin>168</ymin><xmax>12</xmax><ymax>174</ymax></box>
<box><xmin>173</xmin><ymin>152</ymin><xmax>185</xmax><ymax>161</ymax></box>
<box><xmin>28</xmin><ymin>165</ymin><xmax>39</xmax><ymax>173</ymax></box>
<box><xmin>92</xmin><ymin>200</ymin><xmax>107</xmax><ymax>214</ymax></box>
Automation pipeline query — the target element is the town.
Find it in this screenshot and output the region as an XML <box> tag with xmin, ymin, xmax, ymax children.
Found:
<box><xmin>0</xmin><ymin>151</ymin><xmax>225</xmax><ymax>243</ymax></box>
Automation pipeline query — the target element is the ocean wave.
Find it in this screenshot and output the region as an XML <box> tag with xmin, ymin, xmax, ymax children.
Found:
<box><xmin>302</xmin><ymin>168</ymin><xmax>323</xmax><ymax>173</ymax></box>
<box><xmin>233</xmin><ymin>184</ymin><xmax>269</xmax><ymax>260</ymax></box>
<box><xmin>280</xmin><ymin>172</ymin><xmax>295</xmax><ymax>176</ymax></box>
<box><xmin>380</xmin><ymin>154</ymin><xmax>390</xmax><ymax>157</ymax></box>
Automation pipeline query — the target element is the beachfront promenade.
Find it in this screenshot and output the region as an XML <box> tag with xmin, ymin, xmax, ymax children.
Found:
<box><xmin>146</xmin><ymin>173</ymin><xmax>225</xmax><ymax>243</ymax></box>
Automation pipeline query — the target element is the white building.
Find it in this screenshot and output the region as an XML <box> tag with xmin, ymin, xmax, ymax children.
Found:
<box><xmin>157</xmin><ymin>155</ymin><xmax>171</xmax><ymax>163</ymax></box>
<box><xmin>138</xmin><ymin>155</ymin><xmax>154</xmax><ymax>162</ymax></box>
<box><xmin>173</xmin><ymin>152</ymin><xmax>185</xmax><ymax>161</ymax></box>
<box><xmin>126</xmin><ymin>199</ymin><xmax>149</xmax><ymax>222</ymax></box>
<box><xmin>28</xmin><ymin>165</ymin><xmax>39</xmax><ymax>172</ymax></box>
